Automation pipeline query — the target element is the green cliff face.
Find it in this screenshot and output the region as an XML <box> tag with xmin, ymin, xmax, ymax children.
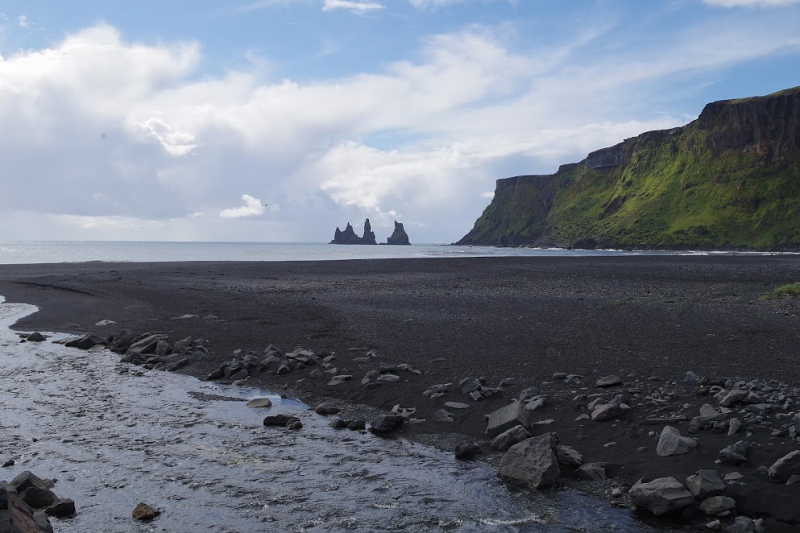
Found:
<box><xmin>458</xmin><ymin>86</ymin><xmax>800</xmax><ymax>250</ymax></box>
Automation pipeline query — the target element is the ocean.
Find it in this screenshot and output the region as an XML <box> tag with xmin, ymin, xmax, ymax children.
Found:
<box><xmin>0</xmin><ymin>241</ymin><xmax>649</xmax><ymax>265</ymax></box>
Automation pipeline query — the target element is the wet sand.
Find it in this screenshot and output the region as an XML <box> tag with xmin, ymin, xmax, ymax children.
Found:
<box><xmin>1</xmin><ymin>255</ymin><xmax>800</xmax><ymax>529</ymax></box>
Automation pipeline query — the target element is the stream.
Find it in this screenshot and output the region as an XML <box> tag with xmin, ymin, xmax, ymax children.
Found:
<box><xmin>0</xmin><ymin>295</ymin><xmax>667</xmax><ymax>532</ymax></box>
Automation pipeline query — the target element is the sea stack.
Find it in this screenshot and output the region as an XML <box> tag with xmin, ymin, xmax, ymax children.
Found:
<box><xmin>330</xmin><ymin>219</ymin><xmax>377</xmax><ymax>245</ymax></box>
<box><xmin>386</xmin><ymin>221</ymin><xmax>411</xmax><ymax>245</ymax></box>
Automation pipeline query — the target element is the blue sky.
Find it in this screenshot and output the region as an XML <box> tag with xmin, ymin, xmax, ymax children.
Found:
<box><xmin>0</xmin><ymin>0</ymin><xmax>799</xmax><ymax>242</ymax></box>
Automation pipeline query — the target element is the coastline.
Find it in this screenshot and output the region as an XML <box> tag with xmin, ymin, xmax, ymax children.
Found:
<box><xmin>1</xmin><ymin>255</ymin><xmax>800</xmax><ymax>530</ymax></box>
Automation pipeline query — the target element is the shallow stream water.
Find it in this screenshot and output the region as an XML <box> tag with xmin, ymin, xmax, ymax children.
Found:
<box><xmin>0</xmin><ymin>296</ymin><xmax>669</xmax><ymax>532</ymax></box>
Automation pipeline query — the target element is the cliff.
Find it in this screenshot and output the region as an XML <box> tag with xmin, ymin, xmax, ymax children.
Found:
<box><xmin>330</xmin><ymin>219</ymin><xmax>377</xmax><ymax>245</ymax></box>
<box><xmin>457</xmin><ymin>86</ymin><xmax>800</xmax><ymax>250</ymax></box>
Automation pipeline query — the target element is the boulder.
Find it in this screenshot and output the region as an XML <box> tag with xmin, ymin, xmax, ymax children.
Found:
<box><xmin>64</xmin><ymin>333</ymin><xmax>107</xmax><ymax>350</ymax></box>
<box><xmin>44</xmin><ymin>498</ymin><xmax>75</xmax><ymax>518</ymax></box>
<box><xmin>576</xmin><ymin>463</ymin><xmax>606</xmax><ymax>481</ymax></box>
<box><xmin>629</xmin><ymin>477</ymin><xmax>694</xmax><ymax>516</ymax></box>
<box><xmin>725</xmin><ymin>517</ymin><xmax>756</xmax><ymax>533</ymax></box>
<box><xmin>555</xmin><ymin>445</ymin><xmax>583</xmax><ymax>466</ymax></box>
<box><xmin>485</xmin><ymin>401</ymin><xmax>525</xmax><ymax>437</ymax></box>
<box><xmin>315</xmin><ymin>402</ymin><xmax>341</xmax><ymax>415</ymax></box>
<box><xmin>656</xmin><ymin>426</ymin><xmax>697</xmax><ymax>457</ymax></box>
<box><xmin>10</xmin><ymin>472</ymin><xmax>51</xmax><ymax>494</ymax></box>
<box><xmin>685</xmin><ymin>470</ymin><xmax>725</xmax><ymax>499</ymax></box>
<box><xmin>126</xmin><ymin>334</ymin><xmax>169</xmax><ymax>355</ymax></box>
<box><xmin>719</xmin><ymin>441</ymin><xmax>749</xmax><ymax>465</ymax></box>
<box><xmin>109</xmin><ymin>329</ymin><xmax>138</xmax><ymax>352</ymax></box>
<box><xmin>596</xmin><ymin>375</ymin><xmax>622</xmax><ymax>388</ymax></box>
<box><xmin>718</xmin><ymin>389</ymin><xmax>748</xmax><ymax>408</ymax></box>
<box><xmin>767</xmin><ymin>450</ymin><xmax>800</xmax><ymax>483</ymax></box>
<box><xmin>497</xmin><ymin>433</ymin><xmax>561</xmax><ymax>489</ymax></box>
<box><xmin>26</xmin><ymin>332</ymin><xmax>46</xmax><ymax>343</ymax></box>
<box><xmin>246</xmin><ymin>397</ymin><xmax>272</xmax><ymax>408</ymax></box>
<box><xmin>0</xmin><ymin>484</ymin><xmax>53</xmax><ymax>533</ymax></box>
<box><xmin>431</xmin><ymin>409</ymin><xmax>454</xmax><ymax>423</ymax></box>
<box><xmin>490</xmin><ymin>425</ymin><xmax>531</xmax><ymax>451</ymax></box>
<box><xmin>454</xmin><ymin>443</ymin><xmax>483</xmax><ymax>460</ymax></box>
<box><xmin>370</xmin><ymin>414</ymin><xmax>405</xmax><ymax>433</ymax></box>
<box><xmin>19</xmin><ymin>487</ymin><xmax>57</xmax><ymax>509</ymax></box>
<box><xmin>699</xmin><ymin>496</ymin><xmax>736</xmax><ymax>516</ymax></box>
<box><xmin>263</xmin><ymin>414</ymin><xmax>299</xmax><ymax>427</ymax></box>
<box><xmin>591</xmin><ymin>403</ymin><xmax>628</xmax><ymax>422</ymax></box>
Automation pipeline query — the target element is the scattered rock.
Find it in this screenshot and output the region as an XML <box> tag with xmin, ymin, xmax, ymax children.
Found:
<box><xmin>656</xmin><ymin>426</ymin><xmax>697</xmax><ymax>457</ymax></box>
<box><xmin>591</xmin><ymin>403</ymin><xmax>628</xmax><ymax>422</ymax></box>
<box><xmin>719</xmin><ymin>441</ymin><xmax>749</xmax><ymax>465</ymax></box>
<box><xmin>132</xmin><ymin>502</ymin><xmax>159</xmax><ymax>521</ymax></box>
<box><xmin>45</xmin><ymin>498</ymin><xmax>76</xmax><ymax>518</ymax></box>
<box><xmin>490</xmin><ymin>425</ymin><xmax>531</xmax><ymax>451</ymax></box>
<box><xmin>685</xmin><ymin>470</ymin><xmax>725</xmax><ymax>499</ymax></box>
<box><xmin>555</xmin><ymin>445</ymin><xmax>583</xmax><ymax>467</ymax></box>
<box><xmin>767</xmin><ymin>450</ymin><xmax>800</xmax><ymax>483</ymax></box>
<box><xmin>576</xmin><ymin>463</ymin><xmax>606</xmax><ymax>481</ymax></box>
<box><xmin>444</xmin><ymin>402</ymin><xmax>470</xmax><ymax>410</ymax></box>
<box><xmin>699</xmin><ymin>496</ymin><xmax>736</xmax><ymax>516</ymax></box>
<box><xmin>497</xmin><ymin>433</ymin><xmax>561</xmax><ymax>489</ymax></box>
<box><xmin>370</xmin><ymin>414</ymin><xmax>405</xmax><ymax>433</ymax></box>
<box><xmin>629</xmin><ymin>477</ymin><xmax>694</xmax><ymax>516</ymax></box>
<box><xmin>431</xmin><ymin>409</ymin><xmax>454</xmax><ymax>423</ymax></box>
<box><xmin>314</xmin><ymin>402</ymin><xmax>341</xmax><ymax>415</ymax></box>
<box><xmin>263</xmin><ymin>414</ymin><xmax>299</xmax><ymax>427</ymax></box>
<box><xmin>26</xmin><ymin>332</ymin><xmax>46</xmax><ymax>342</ymax></box>
<box><xmin>596</xmin><ymin>375</ymin><xmax>622</xmax><ymax>388</ymax></box>
<box><xmin>455</xmin><ymin>443</ymin><xmax>483</xmax><ymax>460</ymax></box>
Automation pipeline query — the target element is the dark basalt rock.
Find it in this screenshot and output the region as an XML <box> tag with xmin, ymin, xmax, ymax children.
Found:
<box><xmin>385</xmin><ymin>221</ymin><xmax>411</xmax><ymax>245</ymax></box>
<box><xmin>330</xmin><ymin>219</ymin><xmax>377</xmax><ymax>245</ymax></box>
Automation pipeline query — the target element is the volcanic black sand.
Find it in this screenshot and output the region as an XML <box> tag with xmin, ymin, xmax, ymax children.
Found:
<box><xmin>1</xmin><ymin>255</ymin><xmax>800</xmax><ymax>529</ymax></box>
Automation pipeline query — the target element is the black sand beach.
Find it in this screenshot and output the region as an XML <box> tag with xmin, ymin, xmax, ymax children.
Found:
<box><xmin>2</xmin><ymin>255</ymin><xmax>800</xmax><ymax>529</ymax></box>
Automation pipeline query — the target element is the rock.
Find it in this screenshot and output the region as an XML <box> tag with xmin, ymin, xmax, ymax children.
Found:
<box><xmin>719</xmin><ymin>389</ymin><xmax>748</xmax><ymax>408</ymax></box>
<box><xmin>576</xmin><ymin>463</ymin><xmax>606</xmax><ymax>481</ymax></box>
<box><xmin>327</xmin><ymin>375</ymin><xmax>353</xmax><ymax>385</ymax></box>
<box><xmin>26</xmin><ymin>332</ymin><xmax>46</xmax><ymax>342</ymax></box>
<box><xmin>370</xmin><ymin>414</ymin><xmax>405</xmax><ymax>433</ymax></box>
<box><xmin>19</xmin><ymin>487</ymin><xmax>57</xmax><ymax>509</ymax></box>
<box><xmin>728</xmin><ymin>417</ymin><xmax>742</xmax><ymax>436</ymax></box>
<box><xmin>263</xmin><ymin>414</ymin><xmax>299</xmax><ymax>427</ymax></box>
<box><xmin>126</xmin><ymin>333</ymin><xmax>169</xmax><ymax>355</ymax></box>
<box><xmin>490</xmin><ymin>425</ymin><xmax>531</xmax><ymax>451</ymax></box>
<box><xmin>330</xmin><ymin>219</ymin><xmax>377</xmax><ymax>245</ymax></box>
<box><xmin>596</xmin><ymin>375</ymin><xmax>622</xmax><ymax>388</ymax></box>
<box><xmin>308</xmin><ymin>368</ymin><xmax>323</xmax><ymax>379</ymax></box>
<box><xmin>132</xmin><ymin>502</ymin><xmax>159</xmax><ymax>521</ymax></box>
<box><xmin>0</xmin><ymin>485</ymin><xmax>53</xmax><ymax>533</ymax></box>
<box><xmin>444</xmin><ymin>402</ymin><xmax>470</xmax><ymax>410</ymax></box>
<box><xmin>485</xmin><ymin>401</ymin><xmax>525</xmax><ymax>437</ymax></box>
<box><xmin>246</xmin><ymin>397</ymin><xmax>272</xmax><ymax>408</ymax></box>
<box><xmin>109</xmin><ymin>329</ymin><xmax>137</xmax><ymax>352</ymax></box>
<box><xmin>10</xmin><ymin>472</ymin><xmax>51</xmax><ymax>494</ymax></box>
<box><xmin>497</xmin><ymin>433</ymin><xmax>561</xmax><ymax>489</ymax></box>
<box><xmin>684</xmin><ymin>371</ymin><xmax>700</xmax><ymax>383</ymax></box>
<box><xmin>386</xmin><ymin>221</ymin><xmax>411</xmax><ymax>245</ymax></box>
<box><xmin>377</xmin><ymin>374</ymin><xmax>400</xmax><ymax>383</ymax></box>
<box><xmin>64</xmin><ymin>332</ymin><xmax>107</xmax><ymax>350</ymax></box>
<box><xmin>164</xmin><ymin>357</ymin><xmax>189</xmax><ymax>372</ymax></box>
<box><xmin>431</xmin><ymin>409</ymin><xmax>454</xmax><ymax>423</ymax></box>
<box><xmin>314</xmin><ymin>402</ymin><xmax>340</xmax><ymax>415</ymax></box>
<box><xmin>719</xmin><ymin>441</ymin><xmax>749</xmax><ymax>465</ymax></box>
<box><xmin>555</xmin><ymin>445</ymin><xmax>583</xmax><ymax>466</ymax></box>
<box><xmin>45</xmin><ymin>498</ymin><xmax>76</xmax><ymax>518</ymax></box>
<box><xmin>629</xmin><ymin>477</ymin><xmax>694</xmax><ymax>516</ymax></box>
<box><xmin>288</xmin><ymin>420</ymin><xmax>303</xmax><ymax>430</ymax></box>
<box><xmin>591</xmin><ymin>403</ymin><xmax>628</xmax><ymax>422</ymax></box>
<box><xmin>685</xmin><ymin>470</ymin><xmax>725</xmax><ymax>499</ymax></box>
<box><xmin>656</xmin><ymin>426</ymin><xmax>697</xmax><ymax>457</ymax></box>
<box><xmin>347</xmin><ymin>419</ymin><xmax>366</xmax><ymax>430</ymax></box>
<box><xmin>767</xmin><ymin>450</ymin><xmax>800</xmax><ymax>483</ymax></box>
<box><xmin>455</xmin><ymin>443</ymin><xmax>483</xmax><ymax>460</ymax></box>
<box><xmin>725</xmin><ymin>517</ymin><xmax>756</xmax><ymax>533</ymax></box>
<box><xmin>699</xmin><ymin>496</ymin><xmax>736</xmax><ymax>516</ymax></box>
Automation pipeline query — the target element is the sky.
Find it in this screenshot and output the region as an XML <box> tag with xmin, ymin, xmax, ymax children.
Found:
<box><xmin>0</xmin><ymin>0</ymin><xmax>798</xmax><ymax>243</ymax></box>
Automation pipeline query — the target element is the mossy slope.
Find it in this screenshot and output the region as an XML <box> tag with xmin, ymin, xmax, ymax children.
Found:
<box><xmin>458</xmin><ymin>87</ymin><xmax>800</xmax><ymax>249</ymax></box>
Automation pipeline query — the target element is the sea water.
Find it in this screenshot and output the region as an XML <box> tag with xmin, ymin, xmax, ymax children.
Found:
<box><xmin>0</xmin><ymin>241</ymin><xmax>649</xmax><ymax>265</ymax></box>
<box><xmin>0</xmin><ymin>296</ymin><xmax>682</xmax><ymax>532</ymax></box>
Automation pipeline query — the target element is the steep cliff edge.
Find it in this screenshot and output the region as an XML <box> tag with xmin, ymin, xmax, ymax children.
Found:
<box><xmin>458</xmin><ymin>86</ymin><xmax>800</xmax><ymax>249</ymax></box>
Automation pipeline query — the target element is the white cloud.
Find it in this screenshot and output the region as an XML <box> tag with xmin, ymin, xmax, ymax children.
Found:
<box><xmin>703</xmin><ymin>0</ymin><xmax>800</xmax><ymax>6</ymax></box>
<box><xmin>323</xmin><ymin>0</ymin><xmax>384</xmax><ymax>12</ymax></box>
<box><xmin>219</xmin><ymin>195</ymin><xmax>267</xmax><ymax>218</ymax></box>
<box><xmin>480</xmin><ymin>191</ymin><xmax>494</xmax><ymax>199</ymax></box>
<box><xmin>0</xmin><ymin>15</ymin><xmax>798</xmax><ymax>242</ymax></box>
<box><xmin>17</xmin><ymin>15</ymin><xmax>29</xmax><ymax>28</ymax></box>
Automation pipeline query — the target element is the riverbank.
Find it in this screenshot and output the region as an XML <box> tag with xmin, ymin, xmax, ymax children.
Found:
<box><xmin>1</xmin><ymin>256</ymin><xmax>800</xmax><ymax>530</ymax></box>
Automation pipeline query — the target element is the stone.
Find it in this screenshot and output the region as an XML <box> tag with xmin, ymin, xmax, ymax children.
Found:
<box><xmin>728</xmin><ymin>418</ymin><xmax>742</xmax><ymax>436</ymax></box>
<box><xmin>19</xmin><ymin>487</ymin><xmax>57</xmax><ymax>509</ymax></box>
<box><xmin>656</xmin><ymin>426</ymin><xmax>697</xmax><ymax>457</ymax></box>
<box><xmin>629</xmin><ymin>477</ymin><xmax>694</xmax><ymax>516</ymax></box>
<box><xmin>719</xmin><ymin>389</ymin><xmax>748</xmax><ymax>408</ymax></box>
<box><xmin>26</xmin><ymin>332</ymin><xmax>46</xmax><ymax>342</ymax></box>
<box><xmin>314</xmin><ymin>402</ymin><xmax>340</xmax><ymax>415</ymax></box>
<box><xmin>132</xmin><ymin>502</ymin><xmax>159</xmax><ymax>521</ymax></box>
<box><xmin>109</xmin><ymin>329</ymin><xmax>138</xmax><ymax>352</ymax></box>
<box><xmin>431</xmin><ymin>409</ymin><xmax>454</xmax><ymax>423</ymax></box>
<box><xmin>455</xmin><ymin>443</ymin><xmax>483</xmax><ymax>460</ymax></box>
<box><xmin>685</xmin><ymin>470</ymin><xmax>725</xmax><ymax>499</ymax></box>
<box><xmin>65</xmin><ymin>332</ymin><xmax>108</xmax><ymax>350</ymax></box>
<box><xmin>263</xmin><ymin>414</ymin><xmax>299</xmax><ymax>427</ymax></box>
<box><xmin>576</xmin><ymin>463</ymin><xmax>606</xmax><ymax>481</ymax></box>
<box><xmin>10</xmin><ymin>472</ymin><xmax>52</xmax><ymax>493</ymax></box>
<box><xmin>308</xmin><ymin>368</ymin><xmax>323</xmax><ymax>379</ymax></box>
<box><xmin>485</xmin><ymin>401</ymin><xmax>525</xmax><ymax>437</ymax></box>
<box><xmin>767</xmin><ymin>450</ymin><xmax>800</xmax><ymax>483</ymax></box>
<box><xmin>1</xmin><ymin>485</ymin><xmax>53</xmax><ymax>533</ymax></box>
<box><xmin>246</xmin><ymin>397</ymin><xmax>272</xmax><ymax>408</ymax></box>
<box><xmin>347</xmin><ymin>419</ymin><xmax>366</xmax><ymax>430</ymax></box>
<box><xmin>555</xmin><ymin>445</ymin><xmax>583</xmax><ymax>466</ymax></box>
<box><xmin>497</xmin><ymin>433</ymin><xmax>561</xmax><ymax>489</ymax></box>
<box><xmin>45</xmin><ymin>498</ymin><xmax>76</xmax><ymax>518</ymax></box>
<box><xmin>719</xmin><ymin>441</ymin><xmax>749</xmax><ymax>465</ymax></box>
<box><xmin>699</xmin><ymin>404</ymin><xmax>720</xmax><ymax>418</ymax></box>
<box><xmin>725</xmin><ymin>517</ymin><xmax>756</xmax><ymax>533</ymax></box>
<box><xmin>596</xmin><ymin>375</ymin><xmax>622</xmax><ymax>388</ymax></box>
<box><xmin>591</xmin><ymin>403</ymin><xmax>627</xmax><ymax>422</ymax></box>
<box><xmin>126</xmin><ymin>334</ymin><xmax>169</xmax><ymax>355</ymax></box>
<box><xmin>684</xmin><ymin>371</ymin><xmax>700</xmax><ymax>383</ymax></box>
<box><xmin>444</xmin><ymin>402</ymin><xmax>470</xmax><ymax>410</ymax></box>
<box><xmin>327</xmin><ymin>375</ymin><xmax>353</xmax><ymax>385</ymax></box>
<box><xmin>370</xmin><ymin>414</ymin><xmax>405</xmax><ymax>433</ymax></box>
<box><xmin>377</xmin><ymin>374</ymin><xmax>400</xmax><ymax>383</ymax></box>
<box><xmin>699</xmin><ymin>496</ymin><xmax>735</xmax><ymax>516</ymax></box>
<box><xmin>490</xmin><ymin>425</ymin><xmax>531</xmax><ymax>451</ymax></box>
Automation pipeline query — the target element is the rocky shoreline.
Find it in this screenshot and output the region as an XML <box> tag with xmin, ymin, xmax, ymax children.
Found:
<box><xmin>2</xmin><ymin>256</ymin><xmax>800</xmax><ymax>531</ymax></box>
